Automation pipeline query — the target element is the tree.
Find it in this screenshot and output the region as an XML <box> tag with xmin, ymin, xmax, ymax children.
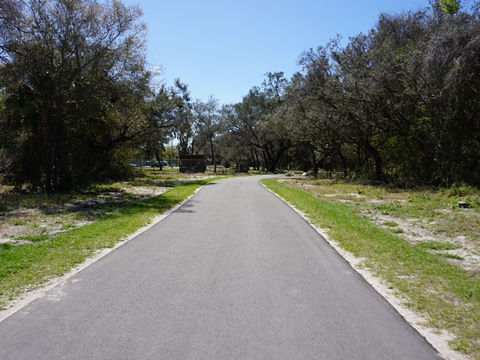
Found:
<box><xmin>423</xmin><ymin>7</ymin><xmax>480</xmax><ymax>184</ymax></box>
<box><xmin>293</xmin><ymin>44</ymin><xmax>352</xmax><ymax>178</ymax></box>
<box><xmin>216</xmin><ymin>104</ymin><xmax>253</xmax><ymax>171</ymax></box>
<box><xmin>0</xmin><ymin>0</ymin><xmax>151</xmax><ymax>192</ymax></box>
<box><xmin>192</xmin><ymin>96</ymin><xmax>222</xmax><ymax>172</ymax></box>
<box><xmin>137</xmin><ymin>83</ymin><xmax>190</xmax><ymax>168</ymax></box>
<box><xmin>170</xmin><ymin>79</ymin><xmax>194</xmax><ymax>155</ymax></box>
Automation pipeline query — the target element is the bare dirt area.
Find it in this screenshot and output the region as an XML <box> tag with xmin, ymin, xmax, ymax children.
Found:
<box><xmin>281</xmin><ymin>178</ymin><xmax>480</xmax><ymax>276</ymax></box>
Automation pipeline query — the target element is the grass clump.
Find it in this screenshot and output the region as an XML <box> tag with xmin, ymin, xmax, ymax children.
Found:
<box><xmin>262</xmin><ymin>178</ymin><xmax>480</xmax><ymax>359</ymax></box>
<box><xmin>15</xmin><ymin>235</ymin><xmax>50</xmax><ymax>243</ymax></box>
<box><xmin>10</xmin><ymin>220</ymin><xmax>27</xmax><ymax>226</ymax></box>
<box><xmin>416</xmin><ymin>241</ymin><xmax>460</xmax><ymax>251</ymax></box>
<box><xmin>441</xmin><ymin>253</ymin><xmax>464</xmax><ymax>261</ymax></box>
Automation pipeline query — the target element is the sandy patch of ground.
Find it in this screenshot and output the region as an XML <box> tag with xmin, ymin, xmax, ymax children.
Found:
<box><xmin>0</xmin><ymin>186</ymin><xmax>169</xmax><ymax>245</ymax></box>
<box><xmin>338</xmin><ymin>193</ymin><xmax>479</xmax><ymax>275</ymax></box>
<box><xmin>366</xmin><ymin>210</ymin><xmax>480</xmax><ymax>274</ymax></box>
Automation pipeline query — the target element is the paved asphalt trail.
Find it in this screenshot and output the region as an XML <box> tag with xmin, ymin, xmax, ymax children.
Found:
<box><xmin>0</xmin><ymin>176</ymin><xmax>442</xmax><ymax>360</ymax></box>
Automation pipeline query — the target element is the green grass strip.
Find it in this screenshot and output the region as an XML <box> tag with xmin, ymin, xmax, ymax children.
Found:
<box><xmin>262</xmin><ymin>178</ymin><xmax>480</xmax><ymax>359</ymax></box>
<box><xmin>0</xmin><ymin>179</ymin><xmax>214</xmax><ymax>309</ymax></box>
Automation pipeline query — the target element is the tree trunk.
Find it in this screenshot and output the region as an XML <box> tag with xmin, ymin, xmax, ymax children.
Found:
<box><xmin>45</xmin><ymin>125</ymin><xmax>57</xmax><ymax>193</ymax></box>
<box><xmin>363</xmin><ymin>141</ymin><xmax>383</xmax><ymax>182</ymax></box>
<box><xmin>260</xmin><ymin>149</ymin><xmax>270</xmax><ymax>172</ymax></box>
<box><xmin>210</xmin><ymin>139</ymin><xmax>216</xmax><ymax>173</ymax></box>
<box><xmin>311</xmin><ymin>146</ymin><xmax>318</xmax><ymax>178</ymax></box>
<box><xmin>155</xmin><ymin>150</ymin><xmax>163</xmax><ymax>170</ymax></box>
<box><xmin>339</xmin><ymin>151</ymin><xmax>348</xmax><ymax>178</ymax></box>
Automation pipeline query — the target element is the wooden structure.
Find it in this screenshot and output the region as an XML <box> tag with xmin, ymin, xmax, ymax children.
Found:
<box><xmin>179</xmin><ymin>154</ymin><xmax>206</xmax><ymax>173</ymax></box>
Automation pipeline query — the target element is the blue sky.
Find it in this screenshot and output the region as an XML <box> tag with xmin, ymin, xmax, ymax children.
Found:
<box><xmin>125</xmin><ymin>0</ymin><xmax>431</xmax><ymax>105</ymax></box>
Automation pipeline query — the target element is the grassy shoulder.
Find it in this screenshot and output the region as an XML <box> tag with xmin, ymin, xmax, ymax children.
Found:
<box><xmin>262</xmin><ymin>178</ymin><xmax>480</xmax><ymax>359</ymax></box>
<box><xmin>0</xmin><ymin>177</ymin><xmax>217</xmax><ymax>310</ymax></box>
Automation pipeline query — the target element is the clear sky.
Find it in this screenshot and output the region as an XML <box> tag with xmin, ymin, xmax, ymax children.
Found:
<box><xmin>124</xmin><ymin>0</ymin><xmax>431</xmax><ymax>105</ymax></box>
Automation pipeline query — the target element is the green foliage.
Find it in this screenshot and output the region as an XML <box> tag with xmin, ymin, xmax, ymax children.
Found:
<box><xmin>440</xmin><ymin>0</ymin><xmax>460</xmax><ymax>14</ymax></box>
<box><xmin>16</xmin><ymin>235</ymin><xmax>50</xmax><ymax>243</ymax></box>
<box><xmin>442</xmin><ymin>253</ymin><xmax>464</xmax><ymax>260</ymax></box>
<box><xmin>416</xmin><ymin>241</ymin><xmax>460</xmax><ymax>251</ymax></box>
<box><xmin>10</xmin><ymin>220</ymin><xmax>26</xmax><ymax>226</ymax></box>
